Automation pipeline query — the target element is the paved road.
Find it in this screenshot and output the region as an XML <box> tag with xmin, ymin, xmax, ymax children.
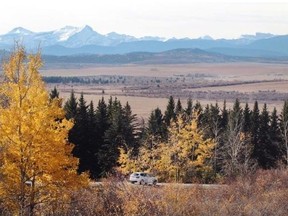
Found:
<box><xmin>89</xmin><ymin>181</ymin><xmax>226</xmax><ymax>189</ymax></box>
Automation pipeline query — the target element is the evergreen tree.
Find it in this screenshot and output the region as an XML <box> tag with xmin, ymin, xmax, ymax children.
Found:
<box><xmin>185</xmin><ymin>98</ymin><xmax>193</xmax><ymax>116</ymax></box>
<box><xmin>71</xmin><ymin>93</ymin><xmax>90</xmax><ymax>174</ymax></box>
<box><xmin>122</xmin><ymin>102</ymin><xmax>138</xmax><ymax>150</ymax></box>
<box><xmin>146</xmin><ymin>107</ymin><xmax>167</xmax><ymax>141</ymax></box>
<box><xmin>201</xmin><ymin>104</ymin><xmax>210</xmax><ymax>135</ymax></box>
<box><xmin>243</xmin><ymin>103</ymin><xmax>251</xmax><ymax>133</ymax></box>
<box><xmin>220</xmin><ymin>100</ymin><xmax>229</xmax><ymax>130</ymax></box>
<box><xmin>164</xmin><ymin>96</ymin><xmax>176</xmax><ymax>126</ymax></box>
<box><xmin>87</xmin><ymin>101</ymin><xmax>99</xmax><ymax>179</ymax></box>
<box><xmin>102</xmin><ymin>99</ymin><xmax>124</xmax><ymax>175</ymax></box>
<box><xmin>175</xmin><ymin>98</ymin><xmax>183</xmax><ymax>116</ymax></box>
<box><xmin>49</xmin><ymin>86</ymin><xmax>59</xmax><ymax>99</ymax></box>
<box><xmin>230</xmin><ymin>99</ymin><xmax>242</xmax><ymax>129</ymax></box>
<box><xmin>257</xmin><ymin>104</ymin><xmax>277</xmax><ymax>168</ymax></box>
<box><xmin>251</xmin><ymin>101</ymin><xmax>260</xmax><ymax>163</ymax></box>
<box><xmin>270</xmin><ymin>107</ymin><xmax>281</xmax><ymax>166</ymax></box>
<box><xmin>64</xmin><ymin>90</ymin><xmax>78</xmax><ymax>120</ymax></box>
<box><xmin>95</xmin><ymin>97</ymin><xmax>109</xmax><ymax>177</ymax></box>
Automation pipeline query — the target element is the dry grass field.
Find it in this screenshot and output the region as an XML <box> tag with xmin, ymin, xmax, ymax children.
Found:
<box><xmin>45</xmin><ymin>62</ymin><xmax>288</xmax><ymax>119</ymax></box>
<box><xmin>41</xmin><ymin>62</ymin><xmax>288</xmax><ymax>80</ymax></box>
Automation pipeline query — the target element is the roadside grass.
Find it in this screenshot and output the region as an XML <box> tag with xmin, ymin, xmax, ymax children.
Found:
<box><xmin>63</xmin><ymin>169</ymin><xmax>288</xmax><ymax>216</ymax></box>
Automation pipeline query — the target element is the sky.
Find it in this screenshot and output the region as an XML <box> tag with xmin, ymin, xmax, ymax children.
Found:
<box><xmin>1</xmin><ymin>0</ymin><xmax>287</xmax><ymax>39</ymax></box>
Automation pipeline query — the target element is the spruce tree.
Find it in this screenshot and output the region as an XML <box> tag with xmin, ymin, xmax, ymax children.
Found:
<box><xmin>164</xmin><ymin>96</ymin><xmax>176</xmax><ymax>126</ymax></box>
<box><xmin>185</xmin><ymin>98</ymin><xmax>193</xmax><ymax>116</ymax></box>
<box><xmin>230</xmin><ymin>99</ymin><xmax>242</xmax><ymax>129</ymax></box>
<box><xmin>257</xmin><ymin>104</ymin><xmax>276</xmax><ymax>168</ymax></box>
<box><xmin>146</xmin><ymin>107</ymin><xmax>167</xmax><ymax>141</ymax></box>
<box><xmin>122</xmin><ymin>102</ymin><xmax>138</xmax><ymax>150</ymax></box>
<box><xmin>49</xmin><ymin>86</ymin><xmax>59</xmax><ymax>99</ymax></box>
<box><xmin>87</xmin><ymin>101</ymin><xmax>99</xmax><ymax>179</ymax></box>
<box><xmin>270</xmin><ymin>107</ymin><xmax>281</xmax><ymax>165</ymax></box>
<box><xmin>243</xmin><ymin>103</ymin><xmax>251</xmax><ymax>133</ymax></box>
<box><xmin>95</xmin><ymin>97</ymin><xmax>109</xmax><ymax>177</ymax></box>
<box><xmin>251</xmin><ymin>101</ymin><xmax>261</xmax><ymax>164</ymax></box>
<box><xmin>175</xmin><ymin>98</ymin><xmax>183</xmax><ymax>116</ymax></box>
<box><xmin>72</xmin><ymin>93</ymin><xmax>90</xmax><ymax>173</ymax></box>
<box><xmin>64</xmin><ymin>90</ymin><xmax>78</xmax><ymax>120</ymax></box>
<box><xmin>221</xmin><ymin>100</ymin><xmax>229</xmax><ymax>130</ymax></box>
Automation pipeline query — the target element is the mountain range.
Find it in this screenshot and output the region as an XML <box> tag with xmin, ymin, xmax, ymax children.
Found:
<box><xmin>0</xmin><ymin>25</ymin><xmax>287</xmax><ymax>58</ymax></box>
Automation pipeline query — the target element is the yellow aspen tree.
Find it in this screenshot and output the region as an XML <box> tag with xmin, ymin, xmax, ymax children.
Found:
<box><xmin>0</xmin><ymin>47</ymin><xmax>88</xmax><ymax>215</ymax></box>
<box><xmin>160</xmin><ymin>116</ymin><xmax>215</xmax><ymax>182</ymax></box>
<box><xmin>117</xmin><ymin>148</ymin><xmax>140</xmax><ymax>175</ymax></box>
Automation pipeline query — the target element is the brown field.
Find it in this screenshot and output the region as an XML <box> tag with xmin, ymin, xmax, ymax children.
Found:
<box><xmin>45</xmin><ymin>62</ymin><xmax>288</xmax><ymax>119</ymax></box>
<box><xmin>41</xmin><ymin>62</ymin><xmax>288</xmax><ymax>81</ymax></box>
<box><xmin>184</xmin><ymin>80</ymin><xmax>288</xmax><ymax>93</ymax></box>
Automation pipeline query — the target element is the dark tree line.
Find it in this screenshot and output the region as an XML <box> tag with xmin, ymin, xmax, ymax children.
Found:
<box><xmin>145</xmin><ymin>97</ymin><xmax>288</xmax><ymax>177</ymax></box>
<box><xmin>51</xmin><ymin>88</ymin><xmax>288</xmax><ymax>179</ymax></box>
<box><xmin>51</xmin><ymin>89</ymin><xmax>139</xmax><ymax>179</ymax></box>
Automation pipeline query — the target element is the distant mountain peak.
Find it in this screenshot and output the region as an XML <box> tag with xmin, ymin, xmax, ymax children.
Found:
<box><xmin>54</xmin><ymin>26</ymin><xmax>83</xmax><ymax>41</ymax></box>
<box><xmin>79</xmin><ymin>25</ymin><xmax>94</xmax><ymax>32</ymax></box>
<box><xmin>199</xmin><ymin>35</ymin><xmax>213</xmax><ymax>40</ymax></box>
<box><xmin>241</xmin><ymin>32</ymin><xmax>275</xmax><ymax>40</ymax></box>
<box><xmin>8</xmin><ymin>27</ymin><xmax>33</xmax><ymax>35</ymax></box>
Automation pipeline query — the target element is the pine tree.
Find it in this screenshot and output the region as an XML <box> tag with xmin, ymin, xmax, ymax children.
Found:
<box><xmin>0</xmin><ymin>47</ymin><xmax>88</xmax><ymax>215</ymax></box>
<box><xmin>230</xmin><ymin>99</ymin><xmax>242</xmax><ymax>129</ymax></box>
<box><xmin>258</xmin><ymin>104</ymin><xmax>276</xmax><ymax>168</ymax></box>
<box><xmin>185</xmin><ymin>98</ymin><xmax>193</xmax><ymax>116</ymax></box>
<box><xmin>251</xmin><ymin>101</ymin><xmax>261</xmax><ymax>163</ymax></box>
<box><xmin>220</xmin><ymin>100</ymin><xmax>229</xmax><ymax>130</ymax></box>
<box><xmin>95</xmin><ymin>97</ymin><xmax>109</xmax><ymax>177</ymax></box>
<box><xmin>243</xmin><ymin>103</ymin><xmax>251</xmax><ymax>133</ymax></box>
<box><xmin>49</xmin><ymin>86</ymin><xmax>59</xmax><ymax>99</ymax></box>
<box><xmin>122</xmin><ymin>102</ymin><xmax>138</xmax><ymax>150</ymax></box>
<box><xmin>164</xmin><ymin>96</ymin><xmax>176</xmax><ymax>126</ymax></box>
<box><xmin>64</xmin><ymin>90</ymin><xmax>78</xmax><ymax>120</ymax></box>
<box><xmin>146</xmin><ymin>107</ymin><xmax>168</xmax><ymax>143</ymax></box>
<box><xmin>72</xmin><ymin>93</ymin><xmax>91</xmax><ymax>174</ymax></box>
<box><xmin>175</xmin><ymin>98</ymin><xmax>183</xmax><ymax>116</ymax></box>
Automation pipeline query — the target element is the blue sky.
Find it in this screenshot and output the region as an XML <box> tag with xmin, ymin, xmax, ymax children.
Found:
<box><xmin>1</xmin><ymin>0</ymin><xmax>287</xmax><ymax>39</ymax></box>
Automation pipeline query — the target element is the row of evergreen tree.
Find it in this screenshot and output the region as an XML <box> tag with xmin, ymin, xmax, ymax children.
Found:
<box><xmin>56</xmin><ymin>89</ymin><xmax>140</xmax><ymax>179</ymax></box>
<box><xmin>146</xmin><ymin>96</ymin><xmax>288</xmax><ymax>176</ymax></box>
<box><xmin>51</xmin><ymin>88</ymin><xmax>288</xmax><ymax>179</ymax></box>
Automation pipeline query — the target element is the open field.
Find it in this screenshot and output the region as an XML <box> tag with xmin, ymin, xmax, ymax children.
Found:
<box><xmin>45</xmin><ymin>62</ymin><xmax>288</xmax><ymax>119</ymax></box>
<box><xmin>41</xmin><ymin>62</ymin><xmax>288</xmax><ymax>81</ymax></box>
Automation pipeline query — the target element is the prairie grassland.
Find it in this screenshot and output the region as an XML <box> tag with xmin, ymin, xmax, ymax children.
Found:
<box><xmin>41</xmin><ymin>62</ymin><xmax>288</xmax><ymax>80</ymax></box>
<box><xmin>45</xmin><ymin>62</ymin><xmax>288</xmax><ymax>118</ymax></box>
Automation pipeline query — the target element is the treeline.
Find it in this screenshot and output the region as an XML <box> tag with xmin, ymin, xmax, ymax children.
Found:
<box><xmin>43</xmin><ymin>76</ymin><xmax>126</xmax><ymax>84</ymax></box>
<box><xmin>52</xmin><ymin>87</ymin><xmax>288</xmax><ymax>181</ymax></box>
<box><xmin>52</xmin><ymin>88</ymin><xmax>140</xmax><ymax>179</ymax></box>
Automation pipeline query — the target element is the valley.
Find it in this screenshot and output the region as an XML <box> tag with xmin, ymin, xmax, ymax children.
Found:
<box><xmin>43</xmin><ymin>62</ymin><xmax>288</xmax><ymax>118</ymax></box>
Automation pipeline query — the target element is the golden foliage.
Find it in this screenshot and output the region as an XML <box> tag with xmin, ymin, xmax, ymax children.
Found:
<box><xmin>0</xmin><ymin>47</ymin><xmax>88</xmax><ymax>215</ymax></box>
<box><xmin>118</xmin><ymin>115</ymin><xmax>215</xmax><ymax>182</ymax></box>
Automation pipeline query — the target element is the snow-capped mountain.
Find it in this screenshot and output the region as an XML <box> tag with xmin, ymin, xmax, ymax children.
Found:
<box><xmin>0</xmin><ymin>25</ymin><xmax>162</xmax><ymax>49</ymax></box>
<box><xmin>0</xmin><ymin>26</ymin><xmax>286</xmax><ymax>57</ymax></box>
<box><xmin>8</xmin><ymin>27</ymin><xmax>34</xmax><ymax>35</ymax></box>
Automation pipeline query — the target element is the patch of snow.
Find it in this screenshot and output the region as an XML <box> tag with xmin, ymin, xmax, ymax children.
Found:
<box><xmin>54</xmin><ymin>26</ymin><xmax>84</xmax><ymax>41</ymax></box>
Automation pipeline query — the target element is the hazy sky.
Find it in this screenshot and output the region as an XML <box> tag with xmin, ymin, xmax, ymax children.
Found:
<box><xmin>1</xmin><ymin>0</ymin><xmax>287</xmax><ymax>39</ymax></box>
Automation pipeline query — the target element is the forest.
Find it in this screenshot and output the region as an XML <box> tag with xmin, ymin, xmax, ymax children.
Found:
<box><xmin>60</xmin><ymin>88</ymin><xmax>288</xmax><ymax>182</ymax></box>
